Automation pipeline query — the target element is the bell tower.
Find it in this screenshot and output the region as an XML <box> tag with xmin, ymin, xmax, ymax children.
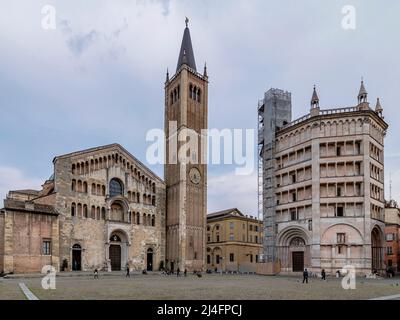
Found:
<box><xmin>164</xmin><ymin>18</ymin><xmax>208</xmax><ymax>272</ymax></box>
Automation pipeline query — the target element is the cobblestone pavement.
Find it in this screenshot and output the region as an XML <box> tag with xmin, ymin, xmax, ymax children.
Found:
<box><xmin>1</xmin><ymin>273</ymin><xmax>400</xmax><ymax>300</ymax></box>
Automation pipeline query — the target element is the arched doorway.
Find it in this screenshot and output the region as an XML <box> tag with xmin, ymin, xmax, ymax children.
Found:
<box><xmin>290</xmin><ymin>237</ymin><xmax>306</xmax><ymax>272</ymax></box>
<box><xmin>371</xmin><ymin>226</ymin><xmax>384</xmax><ymax>272</ymax></box>
<box><xmin>147</xmin><ymin>248</ymin><xmax>154</xmax><ymax>271</ymax></box>
<box><xmin>109</xmin><ymin>234</ymin><xmax>122</xmax><ymax>271</ymax></box>
<box><xmin>277</xmin><ymin>227</ymin><xmax>310</xmax><ymax>273</ymax></box>
<box><xmin>72</xmin><ymin>244</ymin><xmax>82</xmax><ymax>271</ymax></box>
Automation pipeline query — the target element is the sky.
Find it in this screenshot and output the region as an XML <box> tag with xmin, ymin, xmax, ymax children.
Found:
<box><xmin>0</xmin><ymin>0</ymin><xmax>399</xmax><ymax>216</ymax></box>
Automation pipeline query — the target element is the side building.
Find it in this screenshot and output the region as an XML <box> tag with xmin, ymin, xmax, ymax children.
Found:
<box><xmin>384</xmin><ymin>200</ymin><xmax>400</xmax><ymax>273</ymax></box>
<box><xmin>206</xmin><ymin>208</ymin><xmax>263</xmax><ymax>273</ymax></box>
<box><xmin>258</xmin><ymin>82</ymin><xmax>388</xmax><ymax>275</ymax></box>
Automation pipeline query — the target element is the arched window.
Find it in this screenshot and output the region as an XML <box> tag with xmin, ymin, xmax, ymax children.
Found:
<box><xmin>83</xmin><ymin>182</ymin><xmax>87</xmax><ymax>193</ymax></box>
<box><xmin>151</xmin><ymin>215</ymin><xmax>155</xmax><ymax>227</ymax></box>
<box><xmin>96</xmin><ymin>207</ymin><xmax>100</xmax><ymax>220</ymax></box>
<box><xmin>77</xmin><ymin>180</ymin><xmax>82</xmax><ymax>192</ymax></box>
<box><xmin>137</xmin><ymin>213</ymin><xmax>140</xmax><ymax>224</ymax></box>
<box><xmin>91</xmin><ymin>206</ymin><xmax>96</xmax><ymax>219</ymax></box>
<box><xmin>91</xmin><ymin>183</ymin><xmax>96</xmax><ymax>195</ymax></box>
<box><xmin>77</xmin><ymin>203</ymin><xmax>82</xmax><ymax>218</ymax></box>
<box><xmin>101</xmin><ymin>207</ymin><xmax>106</xmax><ymax>220</ymax></box>
<box><xmin>177</xmin><ymin>85</ymin><xmax>180</xmax><ymax>100</ymax></box>
<box><xmin>72</xmin><ymin>164</ymin><xmax>76</xmax><ymax>174</ymax></box>
<box><xmin>189</xmin><ymin>84</ymin><xmax>193</xmax><ymax>99</ymax></box>
<box><xmin>102</xmin><ymin>185</ymin><xmax>106</xmax><ymax>196</ymax></box>
<box><xmin>83</xmin><ymin>204</ymin><xmax>88</xmax><ymax>218</ymax></box>
<box><xmin>170</xmin><ymin>92</ymin><xmax>173</xmax><ymax>105</ymax></box>
<box><xmin>71</xmin><ymin>203</ymin><xmax>76</xmax><ymax>217</ymax></box>
<box><xmin>71</xmin><ymin>179</ymin><xmax>76</xmax><ymax>191</ymax></box>
<box><xmin>197</xmin><ymin>88</ymin><xmax>201</xmax><ymax>103</ymax></box>
<box><xmin>109</xmin><ymin>178</ymin><xmax>123</xmax><ymax>197</ymax></box>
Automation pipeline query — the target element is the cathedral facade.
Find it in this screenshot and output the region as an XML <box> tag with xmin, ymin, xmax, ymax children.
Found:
<box><xmin>0</xmin><ymin>22</ymin><xmax>207</xmax><ymax>274</ymax></box>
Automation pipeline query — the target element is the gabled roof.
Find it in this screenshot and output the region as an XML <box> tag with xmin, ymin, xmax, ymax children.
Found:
<box><xmin>208</xmin><ymin>208</ymin><xmax>245</xmax><ymax>219</ymax></box>
<box><xmin>4</xmin><ymin>199</ymin><xmax>58</xmax><ymax>215</ymax></box>
<box><xmin>53</xmin><ymin>143</ymin><xmax>164</xmax><ymax>184</ymax></box>
<box><xmin>176</xmin><ymin>24</ymin><xmax>197</xmax><ymax>72</ymax></box>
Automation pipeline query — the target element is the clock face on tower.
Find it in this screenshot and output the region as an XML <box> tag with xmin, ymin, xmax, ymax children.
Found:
<box><xmin>189</xmin><ymin>167</ymin><xmax>201</xmax><ymax>185</ymax></box>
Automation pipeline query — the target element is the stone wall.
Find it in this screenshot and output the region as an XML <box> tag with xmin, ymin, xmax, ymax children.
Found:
<box><xmin>0</xmin><ymin>212</ymin><xmax>4</xmax><ymax>273</ymax></box>
<box><xmin>2</xmin><ymin>210</ymin><xmax>59</xmax><ymax>273</ymax></box>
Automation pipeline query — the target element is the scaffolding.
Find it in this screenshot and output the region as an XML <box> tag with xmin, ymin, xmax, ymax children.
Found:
<box><xmin>257</xmin><ymin>100</ymin><xmax>264</xmax><ymax>222</ymax></box>
<box><xmin>258</xmin><ymin>88</ymin><xmax>292</xmax><ymax>263</ymax></box>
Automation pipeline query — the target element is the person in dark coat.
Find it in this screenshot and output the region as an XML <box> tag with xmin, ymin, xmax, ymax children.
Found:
<box><xmin>94</xmin><ymin>268</ymin><xmax>99</xmax><ymax>279</ymax></box>
<box><xmin>321</xmin><ymin>269</ymin><xmax>326</xmax><ymax>280</ymax></box>
<box><xmin>303</xmin><ymin>268</ymin><xmax>308</xmax><ymax>283</ymax></box>
<box><xmin>126</xmin><ymin>263</ymin><xmax>130</xmax><ymax>278</ymax></box>
<box><xmin>184</xmin><ymin>269</ymin><xmax>187</xmax><ymax>277</ymax></box>
<box><xmin>177</xmin><ymin>267</ymin><xmax>180</xmax><ymax>277</ymax></box>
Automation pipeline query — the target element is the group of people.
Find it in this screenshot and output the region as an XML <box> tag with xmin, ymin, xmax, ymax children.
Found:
<box><xmin>161</xmin><ymin>268</ymin><xmax>188</xmax><ymax>277</ymax></box>
<box><xmin>302</xmin><ymin>268</ymin><xmax>326</xmax><ymax>283</ymax></box>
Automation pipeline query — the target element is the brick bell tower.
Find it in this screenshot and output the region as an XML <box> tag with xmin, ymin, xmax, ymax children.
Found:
<box><xmin>164</xmin><ymin>18</ymin><xmax>208</xmax><ymax>272</ymax></box>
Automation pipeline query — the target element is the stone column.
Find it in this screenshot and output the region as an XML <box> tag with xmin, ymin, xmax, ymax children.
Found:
<box><xmin>311</xmin><ymin>122</ymin><xmax>321</xmax><ymax>272</ymax></box>
<box><xmin>51</xmin><ymin>216</ymin><xmax>60</xmax><ymax>271</ymax></box>
<box><xmin>3</xmin><ymin>212</ymin><xmax>14</xmax><ymax>274</ymax></box>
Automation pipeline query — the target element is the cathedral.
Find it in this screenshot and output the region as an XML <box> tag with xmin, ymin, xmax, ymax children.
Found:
<box><xmin>0</xmin><ymin>21</ymin><xmax>208</xmax><ymax>274</ymax></box>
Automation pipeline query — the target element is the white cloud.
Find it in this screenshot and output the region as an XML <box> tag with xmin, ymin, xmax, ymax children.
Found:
<box><xmin>0</xmin><ymin>166</ymin><xmax>44</xmax><ymax>205</ymax></box>
<box><xmin>208</xmin><ymin>169</ymin><xmax>258</xmax><ymax>217</ymax></box>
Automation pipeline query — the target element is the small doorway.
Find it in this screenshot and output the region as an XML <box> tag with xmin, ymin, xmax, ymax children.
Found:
<box><xmin>72</xmin><ymin>244</ymin><xmax>82</xmax><ymax>271</ymax></box>
<box><xmin>292</xmin><ymin>251</ymin><xmax>304</xmax><ymax>272</ymax></box>
<box><xmin>147</xmin><ymin>248</ymin><xmax>154</xmax><ymax>271</ymax></box>
<box><xmin>110</xmin><ymin>245</ymin><xmax>121</xmax><ymax>271</ymax></box>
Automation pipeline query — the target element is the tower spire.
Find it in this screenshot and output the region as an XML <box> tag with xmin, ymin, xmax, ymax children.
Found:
<box><xmin>375</xmin><ymin>97</ymin><xmax>383</xmax><ymax>116</ymax></box>
<box><xmin>358</xmin><ymin>78</ymin><xmax>368</xmax><ymax>103</ymax></box>
<box><xmin>311</xmin><ymin>85</ymin><xmax>319</xmax><ymax>108</ymax></box>
<box><xmin>176</xmin><ymin>18</ymin><xmax>197</xmax><ymax>72</ymax></box>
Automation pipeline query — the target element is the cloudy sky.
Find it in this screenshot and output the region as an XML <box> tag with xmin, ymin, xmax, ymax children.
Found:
<box><xmin>0</xmin><ymin>0</ymin><xmax>399</xmax><ymax>216</ymax></box>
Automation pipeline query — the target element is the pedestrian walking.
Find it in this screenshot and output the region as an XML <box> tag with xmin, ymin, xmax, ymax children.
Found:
<box><xmin>302</xmin><ymin>268</ymin><xmax>308</xmax><ymax>284</ymax></box>
<box><xmin>177</xmin><ymin>267</ymin><xmax>180</xmax><ymax>277</ymax></box>
<box><xmin>94</xmin><ymin>268</ymin><xmax>99</xmax><ymax>279</ymax></box>
<box><xmin>321</xmin><ymin>269</ymin><xmax>326</xmax><ymax>281</ymax></box>
<box><xmin>126</xmin><ymin>263</ymin><xmax>130</xmax><ymax>278</ymax></box>
<box><xmin>184</xmin><ymin>269</ymin><xmax>187</xmax><ymax>277</ymax></box>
